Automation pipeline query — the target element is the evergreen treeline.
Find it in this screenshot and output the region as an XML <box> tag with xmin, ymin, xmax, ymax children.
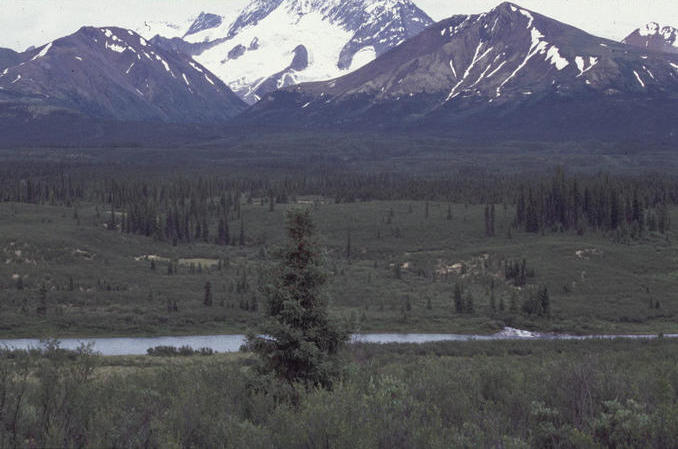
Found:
<box><xmin>514</xmin><ymin>168</ymin><xmax>672</xmax><ymax>236</ymax></box>
<box><xmin>1</xmin><ymin>163</ymin><xmax>675</xmax><ymax>243</ymax></box>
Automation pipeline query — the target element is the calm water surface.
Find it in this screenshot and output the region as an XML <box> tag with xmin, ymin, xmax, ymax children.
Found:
<box><xmin>0</xmin><ymin>328</ymin><xmax>676</xmax><ymax>356</ymax></box>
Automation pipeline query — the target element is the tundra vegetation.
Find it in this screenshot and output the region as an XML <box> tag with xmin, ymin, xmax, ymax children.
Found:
<box><xmin>0</xmin><ymin>338</ymin><xmax>677</xmax><ymax>448</ymax></box>
<box><xmin>0</xmin><ymin>154</ymin><xmax>676</xmax><ymax>337</ymax></box>
<box><xmin>0</xmin><ymin>144</ymin><xmax>677</xmax><ymax>447</ymax></box>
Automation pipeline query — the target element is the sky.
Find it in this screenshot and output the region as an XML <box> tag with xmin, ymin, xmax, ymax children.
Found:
<box><xmin>1</xmin><ymin>0</ymin><xmax>677</xmax><ymax>52</ymax></box>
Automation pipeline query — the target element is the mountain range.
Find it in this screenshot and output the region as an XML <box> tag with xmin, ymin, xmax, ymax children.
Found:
<box><xmin>0</xmin><ymin>26</ymin><xmax>245</xmax><ymax>124</ymax></box>
<box><xmin>241</xmin><ymin>2</ymin><xmax>678</xmax><ymax>140</ymax></box>
<box><xmin>149</xmin><ymin>0</ymin><xmax>434</xmax><ymax>104</ymax></box>
<box><xmin>1</xmin><ymin>1</ymin><xmax>678</xmax><ymax>146</ymax></box>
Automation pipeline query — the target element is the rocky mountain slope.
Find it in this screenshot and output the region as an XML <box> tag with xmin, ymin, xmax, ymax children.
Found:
<box><xmin>149</xmin><ymin>0</ymin><xmax>434</xmax><ymax>103</ymax></box>
<box><xmin>0</xmin><ymin>48</ymin><xmax>21</xmax><ymax>71</ymax></box>
<box><xmin>0</xmin><ymin>26</ymin><xmax>246</xmax><ymax>124</ymax></box>
<box><xmin>241</xmin><ymin>2</ymin><xmax>678</xmax><ymax>140</ymax></box>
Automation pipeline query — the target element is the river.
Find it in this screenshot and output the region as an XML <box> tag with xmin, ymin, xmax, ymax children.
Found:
<box><xmin>0</xmin><ymin>328</ymin><xmax>675</xmax><ymax>356</ymax></box>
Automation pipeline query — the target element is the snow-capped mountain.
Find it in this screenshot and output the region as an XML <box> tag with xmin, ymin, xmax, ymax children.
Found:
<box><xmin>241</xmin><ymin>2</ymin><xmax>678</xmax><ymax>140</ymax></box>
<box><xmin>623</xmin><ymin>22</ymin><xmax>678</xmax><ymax>54</ymax></box>
<box><xmin>0</xmin><ymin>26</ymin><xmax>246</xmax><ymax>123</ymax></box>
<box><xmin>150</xmin><ymin>0</ymin><xmax>434</xmax><ymax>103</ymax></box>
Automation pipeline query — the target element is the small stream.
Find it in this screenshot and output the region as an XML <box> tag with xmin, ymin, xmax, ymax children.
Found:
<box><xmin>0</xmin><ymin>328</ymin><xmax>675</xmax><ymax>356</ymax></box>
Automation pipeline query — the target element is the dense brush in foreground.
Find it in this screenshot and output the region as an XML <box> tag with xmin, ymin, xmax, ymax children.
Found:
<box><xmin>0</xmin><ymin>339</ymin><xmax>677</xmax><ymax>448</ymax></box>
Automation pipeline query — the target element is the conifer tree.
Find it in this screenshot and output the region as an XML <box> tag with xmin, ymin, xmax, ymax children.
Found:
<box><xmin>454</xmin><ymin>282</ymin><xmax>464</xmax><ymax>313</ymax></box>
<box><xmin>217</xmin><ymin>216</ymin><xmax>230</xmax><ymax>246</ymax></box>
<box><xmin>246</xmin><ymin>209</ymin><xmax>348</xmax><ymax>388</ymax></box>
<box><xmin>509</xmin><ymin>292</ymin><xmax>519</xmax><ymax>313</ymax></box>
<box><xmin>345</xmin><ymin>227</ymin><xmax>351</xmax><ymax>260</ymax></box>
<box><xmin>204</xmin><ymin>281</ymin><xmax>213</xmax><ymax>306</ymax></box>
<box><xmin>109</xmin><ymin>205</ymin><xmax>116</xmax><ymax>231</ymax></box>
<box><xmin>465</xmin><ymin>294</ymin><xmax>475</xmax><ymax>314</ymax></box>
<box><xmin>201</xmin><ymin>217</ymin><xmax>209</xmax><ymax>242</ymax></box>
<box><xmin>394</xmin><ymin>263</ymin><xmax>402</xmax><ymax>280</ymax></box>
<box><xmin>539</xmin><ymin>286</ymin><xmax>551</xmax><ymax>318</ymax></box>
<box><xmin>36</xmin><ymin>283</ymin><xmax>47</xmax><ymax>315</ymax></box>
<box><xmin>485</xmin><ymin>205</ymin><xmax>491</xmax><ymax>237</ymax></box>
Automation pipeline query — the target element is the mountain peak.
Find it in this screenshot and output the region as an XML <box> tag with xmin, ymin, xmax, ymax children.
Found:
<box><xmin>623</xmin><ymin>21</ymin><xmax>678</xmax><ymax>53</ymax></box>
<box><xmin>493</xmin><ymin>2</ymin><xmax>520</xmax><ymax>11</ymax></box>
<box><xmin>168</xmin><ymin>0</ymin><xmax>433</xmax><ymax>103</ymax></box>
<box><xmin>639</xmin><ymin>21</ymin><xmax>660</xmax><ymax>36</ymax></box>
<box><xmin>491</xmin><ymin>2</ymin><xmax>530</xmax><ymax>15</ymax></box>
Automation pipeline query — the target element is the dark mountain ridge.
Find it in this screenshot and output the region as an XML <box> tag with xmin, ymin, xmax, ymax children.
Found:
<box><xmin>0</xmin><ymin>26</ymin><xmax>246</xmax><ymax>124</ymax></box>
<box><xmin>241</xmin><ymin>2</ymin><xmax>678</xmax><ymax>141</ymax></box>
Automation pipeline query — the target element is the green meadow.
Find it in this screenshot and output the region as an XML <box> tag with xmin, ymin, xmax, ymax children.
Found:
<box><xmin>1</xmin><ymin>197</ymin><xmax>675</xmax><ymax>338</ymax></box>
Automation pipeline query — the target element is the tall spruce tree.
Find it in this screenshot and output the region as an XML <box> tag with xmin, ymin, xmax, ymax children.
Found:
<box><xmin>246</xmin><ymin>209</ymin><xmax>348</xmax><ymax>388</ymax></box>
<box><xmin>36</xmin><ymin>283</ymin><xmax>47</xmax><ymax>315</ymax></box>
<box><xmin>539</xmin><ymin>286</ymin><xmax>550</xmax><ymax>318</ymax></box>
<box><xmin>454</xmin><ymin>282</ymin><xmax>464</xmax><ymax>313</ymax></box>
<box><xmin>204</xmin><ymin>281</ymin><xmax>213</xmax><ymax>307</ymax></box>
<box><xmin>345</xmin><ymin>227</ymin><xmax>351</xmax><ymax>260</ymax></box>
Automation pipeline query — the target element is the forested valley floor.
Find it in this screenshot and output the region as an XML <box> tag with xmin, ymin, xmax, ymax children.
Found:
<box><xmin>1</xmin><ymin>141</ymin><xmax>676</xmax><ymax>337</ymax></box>
<box><xmin>1</xmin><ymin>139</ymin><xmax>677</xmax><ymax>448</ymax></box>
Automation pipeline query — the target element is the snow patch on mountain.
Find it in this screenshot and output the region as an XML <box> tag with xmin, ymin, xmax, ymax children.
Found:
<box><xmin>545</xmin><ymin>46</ymin><xmax>568</xmax><ymax>70</ymax></box>
<box><xmin>349</xmin><ymin>45</ymin><xmax>376</xmax><ymax>71</ymax></box>
<box><xmin>639</xmin><ymin>22</ymin><xmax>660</xmax><ymax>37</ymax></box>
<box><xmin>575</xmin><ymin>56</ymin><xmax>598</xmax><ymax>77</ymax></box>
<box><xmin>195</xmin><ymin>6</ymin><xmax>353</xmax><ymax>103</ymax></box>
<box><xmin>30</xmin><ymin>42</ymin><xmax>52</xmax><ymax>61</ymax></box>
<box><xmin>447</xmin><ymin>41</ymin><xmax>493</xmax><ymax>101</ymax></box>
<box><xmin>497</xmin><ymin>26</ymin><xmax>548</xmax><ymax>96</ymax></box>
<box><xmin>146</xmin><ymin>0</ymin><xmax>433</xmax><ymax>103</ymax></box>
<box><xmin>105</xmin><ymin>41</ymin><xmax>127</xmax><ymax>53</ymax></box>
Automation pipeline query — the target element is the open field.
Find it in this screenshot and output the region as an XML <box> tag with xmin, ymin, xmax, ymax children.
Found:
<box><xmin>1</xmin><ymin>196</ymin><xmax>676</xmax><ymax>338</ymax></box>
